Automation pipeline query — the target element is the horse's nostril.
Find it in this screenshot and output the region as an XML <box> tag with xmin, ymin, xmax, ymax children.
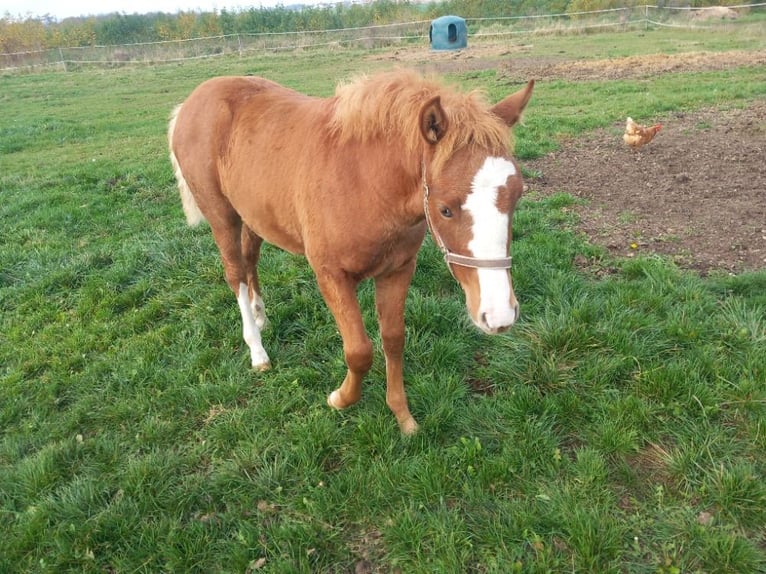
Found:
<box><xmin>480</xmin><ymin>312</ymin><xmax>488</xmax><ymax>327</ymax></box>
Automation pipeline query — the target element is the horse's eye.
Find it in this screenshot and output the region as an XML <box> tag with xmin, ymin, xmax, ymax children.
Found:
<box><xmin>440</xmin><ymin>206</ymin><xmax>453</xmax><ymax>218</ymax></box>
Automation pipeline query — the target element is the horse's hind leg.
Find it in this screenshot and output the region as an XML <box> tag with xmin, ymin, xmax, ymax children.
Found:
<box><xmin>207</xmin><ymin>211</ymin><xmax>271</xmax><ymax>371</ymax></box>
<box><xmin>242</xmin><ymin>225</ymin><xmax>268</xmax><ymax>330</ymax></box>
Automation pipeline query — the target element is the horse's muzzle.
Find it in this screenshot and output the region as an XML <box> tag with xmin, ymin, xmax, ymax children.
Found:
<box><xmin>477</xmin><ymin>301</ymin><xmax>519</xmax><ymax>334</ymax></box>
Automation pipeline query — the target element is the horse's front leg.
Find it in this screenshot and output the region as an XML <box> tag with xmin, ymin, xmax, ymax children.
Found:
<box><xmin>314</xmin><ymin>270</ymin><xmax>373</xmax><ymax>413</ymax></box>
<box><xmin>374</xmin><ymin>260</ymin><xmax>418</xmax><ymax>435</ymax></box>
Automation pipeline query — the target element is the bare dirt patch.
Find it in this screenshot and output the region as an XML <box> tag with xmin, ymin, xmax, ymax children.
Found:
<box><xmin>525</xmin><ymin>100</ymin><xmax>766</xmax><ymax>275</ymax></box>
<box><xmin>371</xmin><ymin>45</ymin><xmax>766</xmax><ymax>274</ymax></box>
<box><xmin>501</xmin><ymin>49</ymin><xmax>766</xmax><ymax>83</ymax></box>
<box><xmin>372</xmin><ymin>44</ymin><xmax>766</xmax><ymax>83</ymax></box>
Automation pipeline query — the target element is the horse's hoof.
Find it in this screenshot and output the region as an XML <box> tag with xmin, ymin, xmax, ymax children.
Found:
<box><xmin>253</xmin><ymin>361</ymin><xmax>271</xmax><ymax>372</ymax></box>
<box><xmin>399</xmin><ymin>417</ymin><xmax>419</xmax><ymax>436</ymax></box>
<box><xmin>327</xmin><ymin>390</ymin><xmax>343</xmax><ymax>410</ymax></box>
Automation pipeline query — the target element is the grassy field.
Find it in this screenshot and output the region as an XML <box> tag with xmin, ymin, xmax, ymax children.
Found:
<box><xmin>1</xmin><ymin>25</ymin><xmax>765</xmax><ymax>573</ymax></box>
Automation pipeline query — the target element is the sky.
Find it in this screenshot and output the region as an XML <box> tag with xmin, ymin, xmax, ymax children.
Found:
<box><xmin>2</xmin><ymin>0</ymin><xmax>330</xmax><ymax>20</ymax></box>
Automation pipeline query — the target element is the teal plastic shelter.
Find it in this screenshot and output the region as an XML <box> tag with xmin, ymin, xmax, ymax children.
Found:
<box><xmin>429</xmin><ymin>15</ymin><xmax>467</xmax><ymax>50</ymax></box>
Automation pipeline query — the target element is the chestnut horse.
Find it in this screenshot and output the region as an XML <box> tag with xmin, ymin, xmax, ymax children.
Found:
<box><xmin>168</xmin><ymin>69</ymin><xmax>533</xmax><ymax>434</ymax></box>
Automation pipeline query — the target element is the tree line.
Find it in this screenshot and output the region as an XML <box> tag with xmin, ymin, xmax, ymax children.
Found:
<box><xmin>0</xmin><ymin>0</ymin><xmax>744</xmax><ymax>54</ymax></box>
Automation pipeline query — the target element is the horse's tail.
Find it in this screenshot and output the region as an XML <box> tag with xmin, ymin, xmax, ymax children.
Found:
<box><xmin>168</xmin><ymin>104</ymin><xmax>206</xmax><ymax>227</ymax></box>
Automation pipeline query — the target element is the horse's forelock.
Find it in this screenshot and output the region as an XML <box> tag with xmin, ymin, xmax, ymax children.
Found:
<box><xmin>434</xmin><ymin>90</ymin><xmax>515</xmax><ymax>174</ymax></box>
<box><xmin>330</xmin><ymin>70</ymin><xmax>512</xmax><ymax>173</ymax></box>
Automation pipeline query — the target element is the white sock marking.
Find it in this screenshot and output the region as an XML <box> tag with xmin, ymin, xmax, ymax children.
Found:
<box><xmin>237</xmin><ymin>282</ymin><xmax>270</xmax><ymax>369</ymax></box>
<box><xmin>250</xmin><ymin>292</ymin><xmax>268</xmax><ymax>330</ymax></box>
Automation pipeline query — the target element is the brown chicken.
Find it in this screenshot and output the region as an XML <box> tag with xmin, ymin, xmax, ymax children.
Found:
<box><xmin>623</xmin><ymin>117</ymin><xmax>662</xmax><ymax>149</ymax></box>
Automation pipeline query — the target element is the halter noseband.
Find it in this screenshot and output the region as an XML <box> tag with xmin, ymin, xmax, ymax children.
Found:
<box><xmin>421</xmin><ymin>162</ymin><xmax>513</xmax><ymax>273</ymax></box>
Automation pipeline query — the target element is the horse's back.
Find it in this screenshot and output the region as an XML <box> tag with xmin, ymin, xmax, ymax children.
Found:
<box><xmin>170</xmin><ymin>76</ymin><xmax>324</xmax><ymax>254</ymax></box>
<box><xmin>171</xmin><ymin>76</ymin><xmax>294</xmax><ymax>193</ymax></box>
<box><xmin>172</xmin><ymin>76</ymin><xmax>287</xmax><ymax>154</ymax></box>
<box><xmin>186</xmin><ymin>75</ymin><xmax>294</xmax><ymax>110</ymax></box>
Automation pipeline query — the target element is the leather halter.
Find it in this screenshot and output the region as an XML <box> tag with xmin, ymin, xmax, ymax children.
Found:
<box><xmin>421</xmin><ymin>162</ymin><xmax>513</xmax><ymax>273</ymax></box>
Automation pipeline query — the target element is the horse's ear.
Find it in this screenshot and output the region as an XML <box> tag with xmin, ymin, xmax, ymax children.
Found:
<box><xmin>491</xmin><ymin>79</ymin><xmax>535</xmax><ymax>127</ymax></box>
<box><xmin>419</xmin><ymin>96</ymin><xmax>449</xmax><ymax>144</ymax></box>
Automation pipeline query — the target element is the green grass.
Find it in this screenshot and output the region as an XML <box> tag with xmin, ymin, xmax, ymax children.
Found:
<box><xmin>2</xmin><ymin>26</ymin><xmax>766</xmax><ymax>573</ymax></box>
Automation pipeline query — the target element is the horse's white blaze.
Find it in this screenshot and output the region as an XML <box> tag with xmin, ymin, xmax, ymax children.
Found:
<box><xmin>237</xmin><ymin>282</ymin><xmax>271</xmax><ymax>370</ymax></box>
<box><xmin>464</xmin><ymin>156</ymin><xmax>518</xmax><ymax>332</ymax></box>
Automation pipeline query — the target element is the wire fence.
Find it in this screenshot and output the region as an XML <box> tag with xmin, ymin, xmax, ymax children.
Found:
<box><xmin>2</xmin><ymin>3</ymin><xmax>764</xmax><ymax>72</ymax></box>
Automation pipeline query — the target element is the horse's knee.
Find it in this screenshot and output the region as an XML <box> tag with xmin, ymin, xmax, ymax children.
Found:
<box><xmin>344</xmin><ymin>338</ymin><xmax>373</xmax><ymax>373</ymax></box>
<box><xmin>381</xmin><ymin>331</ymin><xmax>405</xmax><ymax>356</ymax></box>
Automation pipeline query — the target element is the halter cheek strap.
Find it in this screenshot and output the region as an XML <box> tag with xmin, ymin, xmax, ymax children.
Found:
<box><xmin>422</xmin><ymin>163</ymin><xmax>513</xmax><ymax>273</ymax></box>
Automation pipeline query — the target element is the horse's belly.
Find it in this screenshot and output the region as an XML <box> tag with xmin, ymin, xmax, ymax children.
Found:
<box><xmin>243</xmin><ymin>207</ymin><xmax>305</xmax><ymax>256</ymax></box>
<box><xmin>257</xmin><ymin>226</ymin><xmax>305</xmax><ymax>256</ymax></box>
<box><xmin>220</xmin><ymin>168</ymin><xmax>306</xmax><ymax>255</ymax></box>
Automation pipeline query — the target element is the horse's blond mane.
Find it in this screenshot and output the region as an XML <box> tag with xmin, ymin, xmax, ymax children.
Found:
<box><xmin>330</xmin><ymin>69</ymin><xmax>513</xmax><ymax>174</ymax></box>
